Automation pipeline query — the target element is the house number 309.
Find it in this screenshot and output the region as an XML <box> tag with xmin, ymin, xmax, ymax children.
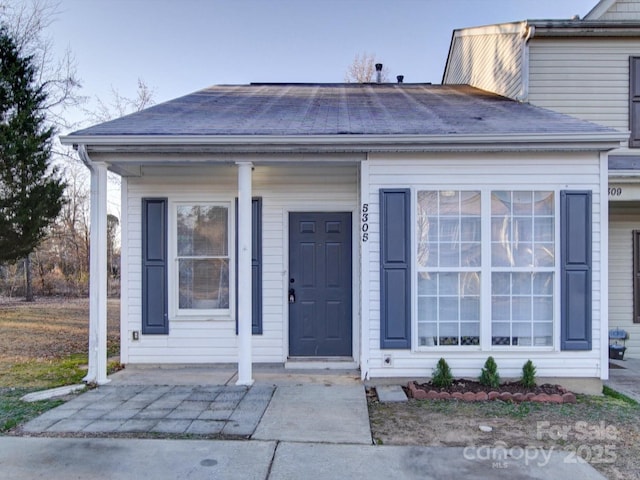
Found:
<box><xmin>361</xmin><ymin>204</ymin><xmax>369</xmax><ymax>242</ymax></box>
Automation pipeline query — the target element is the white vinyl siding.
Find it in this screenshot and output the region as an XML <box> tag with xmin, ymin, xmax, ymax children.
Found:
<box><xmin>528</xmin><ymin>38</ymin><xmax>640</xmax><ymax>135</ymax></box>
<box><xmin>594</xmin><ymin>0</ymin><xmax>640</xmax><ymax>21</ymax></box>
<box><xmin>443</xmin><ymin>25</ymin><xmax>524</xmax><ymax>100</ymax></box>
<box><xmin>123</xmin><ymin>164</ymin><xmax>358</xmax><ymax>364</ymax></box>
<box><xmin>365</xmin><ymin>151</ymin><xmax>604</xmax><ymax>380</ymax></box>
<box><xmin>609</xmin><ymin>203</ymin><xmax>640</xmax><ymax>357</ymax></box>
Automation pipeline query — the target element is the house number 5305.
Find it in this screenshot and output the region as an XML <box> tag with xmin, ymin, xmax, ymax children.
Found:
<box><xmin>361</xmin><ymin>204</ymin><xmax>369</xmax><ymax>242</ymax></box>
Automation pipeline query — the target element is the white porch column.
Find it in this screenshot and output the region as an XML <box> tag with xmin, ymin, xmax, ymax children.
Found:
<box><xmin>83</xmin><ymin>155</ymin><xmax>110</xmax><ymax>385</ymax></box>
<box><xmin>236</xmin><ymin>161</ymin><xmax>254</xmax><ymax>386</ymax></box>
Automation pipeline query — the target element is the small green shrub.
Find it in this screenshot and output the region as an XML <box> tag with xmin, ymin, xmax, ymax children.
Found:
<box><xmin>432</xmin><ymin>358</ymin><xmax>453</xmax><ymax>388</ymax></box>
<box><xmin>521</xmin><ymin>360</ymin><xmax>537</xmax><ymax>388</ymax></box>
<box><xmin>479</xmin><ymin>356</ymin><xmax>500</xmax><ymax>388</ymax></box>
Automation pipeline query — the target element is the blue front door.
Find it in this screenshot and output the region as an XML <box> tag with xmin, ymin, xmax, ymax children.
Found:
<box><xmin>289</xmin><ymin>212</ymin><xmax>352</xmax><ymax>357</ymax></box>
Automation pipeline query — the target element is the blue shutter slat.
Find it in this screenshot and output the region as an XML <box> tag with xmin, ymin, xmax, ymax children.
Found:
<box><xmin>236</xmin><ymin>197</ymin><xmax>262</xmax><ymax>335</ymax></box>
<box><xmin>142</xmin><ymin>198</ymin><xmax>168</xmax><ymax>335</ymax></box>
<box><xmin>380</xmin><ymin>189</ymin><xmax>411</xmax><ymax>349</ymax></box>
<box><xmin>560</xmin><ymin>191</ymin><xmax>592</xmax><ymax>351</ymax></box>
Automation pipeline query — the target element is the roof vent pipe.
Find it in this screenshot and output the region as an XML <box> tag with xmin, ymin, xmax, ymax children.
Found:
<box><xmin>375</xmin><ymin>63</ymin><xmax>383</xmax><ymax>83</ymax></box>
<box><xmin>397</xmin><ymin>75</ymin><xmax>404</xmax><ymax>83</ymax></box>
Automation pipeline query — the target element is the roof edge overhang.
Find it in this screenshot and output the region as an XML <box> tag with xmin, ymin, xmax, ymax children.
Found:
<box><xmin>60</xmin><ymin>133</ymin><xmax>625</xmax><ymax>155</ymax></box>
<box><xmin>450</xmin><ymin>20</ymin><xmax>640</xmax><ymax>39</ymax></box>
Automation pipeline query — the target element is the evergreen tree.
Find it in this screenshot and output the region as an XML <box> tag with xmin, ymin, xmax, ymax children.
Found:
<box><xmin>0</xmin><ymin>27</ymin><xmax>65</xmax><ymax>272</ymax></box>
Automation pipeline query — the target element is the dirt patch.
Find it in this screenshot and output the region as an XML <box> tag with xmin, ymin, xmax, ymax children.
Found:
<box><xmin>368</xmin><ymin>390</ymin><xmax>640</xmax><ymax>480</ymax></box>
<box><xmin>411</xmin><ymin>379</ymin><xmax>566</xmax><ymax>395</ymax></box>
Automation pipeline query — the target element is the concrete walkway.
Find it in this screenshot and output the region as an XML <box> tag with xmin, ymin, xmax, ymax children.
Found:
<box><xmin>0</xmin><ymin>437</ymin><xmax>606</xmax><ymax>480</ymax></box>
<box><xmin>606</xmin><ymin>356</ymin><xmax>640</xmax><ymax>402</ymax></box>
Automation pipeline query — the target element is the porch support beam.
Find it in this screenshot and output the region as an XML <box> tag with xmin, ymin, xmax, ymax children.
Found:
<box><xmin>236</xmin><ymin>161</ymin><xmax>254</xmax><ymax>386</ymax></box>
<box><xmin>79</xmin><ymin>145</ymin><xmax>110</xmax><ymax>385</ymax></box>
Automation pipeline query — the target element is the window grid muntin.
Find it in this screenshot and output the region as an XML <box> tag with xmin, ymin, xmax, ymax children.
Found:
<box><xmin>417</xmin><ymin>190</ymin><xmax>481</xmax><ymax>347</ymax></box>
<box><xmin>490</xmin><ymin>191</ymin><xmax>555</xmax><ymax>347</ymax></box>
<box><xmin>176</xmin><ymin>203</ymin><xmax>230</xmax><ymax>312</ymax></box>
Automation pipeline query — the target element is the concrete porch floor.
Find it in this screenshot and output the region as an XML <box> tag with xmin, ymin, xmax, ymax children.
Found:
<box><xmin>107</xmin><ymin>363</ymin><xmax>363</xmax><ymax>386</ymax></box>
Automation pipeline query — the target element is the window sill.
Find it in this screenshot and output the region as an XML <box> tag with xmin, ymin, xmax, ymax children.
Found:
<box><xmin>173</xmin><ymin>311</ymin><xmax>231</xmax><ymax>321</ymax></box>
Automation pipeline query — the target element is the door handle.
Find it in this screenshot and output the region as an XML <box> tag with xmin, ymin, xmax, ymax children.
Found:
<box><xmin>289</xmin><ymin>288</ymin><xmax>296</xmax><ymax>304</ymax></box>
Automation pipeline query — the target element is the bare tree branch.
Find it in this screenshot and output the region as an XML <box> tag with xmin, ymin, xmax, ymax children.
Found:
<box><xmin>344</xmin><ymin>52</ymin><xmax>390</xmax><ymax>83</ymax></box>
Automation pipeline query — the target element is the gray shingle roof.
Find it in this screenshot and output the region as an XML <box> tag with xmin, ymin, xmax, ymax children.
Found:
<box><xmin>69</xmin><ymin>83</ymin><xmax>614</xmax><ymax>138</ymax></box>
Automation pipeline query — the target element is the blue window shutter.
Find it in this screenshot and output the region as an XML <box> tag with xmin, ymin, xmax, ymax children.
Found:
<box><xmin>560</xmin><ymin>191</ymin><xmax>592</xmax><ymax>350</ymax></box>
<box><xmin>236</xmin><ymin>198</ymin><xmax>262</xmax><ymax>335</ymax></box>
<box><xmin>141</xmin><ymin>198</ymin><xmax>168</xmax><ymax>334</ymax></box>
<box><xmin>380</xmin><ymin>189</ymin><xmax>411</xmax><ymax>349</ymax></box>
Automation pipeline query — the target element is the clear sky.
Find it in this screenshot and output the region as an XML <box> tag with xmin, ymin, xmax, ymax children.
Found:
<box><xmin>48</xmin><ymin>0</ymin><xmax>598</xmax><ymax>128</ymax></box>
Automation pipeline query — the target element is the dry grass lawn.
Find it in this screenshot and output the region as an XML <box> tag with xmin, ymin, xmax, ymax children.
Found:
<box><xmin>0</xmin><ymin>297</ymin><xmax>119</xmax><ymax>387</ymax></box>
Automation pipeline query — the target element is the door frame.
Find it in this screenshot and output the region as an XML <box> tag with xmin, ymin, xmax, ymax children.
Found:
<box><xmin>283</xmin><ymin>205</ymin><xmax>360</xmax><ymax>364</ymax></box>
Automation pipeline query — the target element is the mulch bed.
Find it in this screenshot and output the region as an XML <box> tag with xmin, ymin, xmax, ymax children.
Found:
<box><xmin>407</xmin><ymin>379</ymin><xmax>577</xmax><ymax>404</ymax></box>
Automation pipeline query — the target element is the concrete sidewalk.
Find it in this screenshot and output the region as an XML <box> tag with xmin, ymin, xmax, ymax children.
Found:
<box><xmin>606</xmin><ymin>356</ymin><xmax>640</xmax><ymax>402</ymax></box>
<box><xmin>0</xmin><ymin>437</ymin><xmax>606</xmax><ymax>480</ymax></box>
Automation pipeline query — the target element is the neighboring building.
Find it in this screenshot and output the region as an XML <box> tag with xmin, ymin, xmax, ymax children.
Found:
<box><xmin>443</xmin><ymin>0</ymin><xmax>640</xmax><ymax>358</ymax></box>
<box><xmin>61</xmin><ymin>83</ymin><xmax>623</xmax><ymax>392</ymax></box>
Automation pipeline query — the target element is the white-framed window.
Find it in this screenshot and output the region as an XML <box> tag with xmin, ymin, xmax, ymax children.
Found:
<box><xmin>417</xmin><ymin>190</ymin><xmax>481</xmax><ymax>347</ymax></box>
<box><xmin>415</xmin><ymin>189</ymin><xmax>557</xmax><ymax>349</ymax></box>
<box><xmin>491</xmin><ymin>191</ymin><xmax>554</xmax><ymax>347</ymax></box>
<box><xmin>175</xmin><ymin>203</ymin><xmax>230</xmax><ymax>315</ymax></box>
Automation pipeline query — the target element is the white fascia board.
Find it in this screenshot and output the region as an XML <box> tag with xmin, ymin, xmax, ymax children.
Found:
<box><xmin>452</xmin><ymin>22</ymin><xmax>527</xmax><ymax>38</ymax></box>
<box><xmin>60</xmin><ymin>133</ymin><xmax>626</xmax><ymax>155</ymax></box>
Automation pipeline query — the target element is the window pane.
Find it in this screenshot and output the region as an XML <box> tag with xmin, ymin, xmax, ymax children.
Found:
<box><xmin>533</xmin><ymin>297</ymin><xmax>553</xmax><ymax>321</ymax></box>
<box><xmin>461</xmin><ymin>243</ymin><xmax>481</xmax><ymax>267</ymax></box>
<box><xmin>439</xmin><ymin>191</ymin><xmax>460</xmax><ymax>214</ymax></box>
<box><xmin>514</xmin><ymin>217</ymin><xmax>533</xmax><ymax>242</ymax></box>
<box><xmin>492</xmin><ymin>273</ymin><xmax>510</xmax><ymax>295</ymax></box>
<box><xmin>418</xmin><ymin>297</ymin><xmax>437</xmax><ymax>321</ymax></box>
<box><xmin>439</xmin><ymin>243</ymin><xmax>460</xmax><ymax>267</ymax></box>
<box><xmin>533</xmin><ymin>323</ymin><xmax>553</xmax><ymax>346</ymax></box>
<box><xmin>418</xmin><ymin>323</ymin><xmax>437</xmax><ymax>346</ymax></box>
<box><xmin>534</xmin><ymin>192</ymin><xmax>554</xmax><ymax>215</ymax></box>
<box><xmin>461</xmin><ymin>191</ymin><xmax>481</xmax><ymax>215</ymax></box>
<box><xmin>492</xmin><ymin>296</ymin><xmax>510</xmax><ymax>320</ymax></box>
<box><xmin>534</xmin><ymin>244</ymin><xmax>555</xmax><ymax>267</ymax></box>
<box><xmin>439</xmin><ymin>218</ymin><xmax>460</xmax><ymax>242</ymax></box>
<box><xmin>512</xmin><ymin>273</ymin><xmax>531</xmax><ymax>295</ymax></box>
<box><xmin>513</xmin><ymin>243</ymin><xmax>533</xmax><ymax>267</ymax></box>
<box><xmin>417</xmin><ymin>242</ymin><xmax>437</xmax><ymax>267</ymax></box>
<box><xmin>491</xmin><ymin>191</ymin><xmax>510</xmax><ymax>215</ymax></box>
<box><xmin>460</xmin><ymin>272</ymin><xmax>480</xmax><ymax>296</ymax></box>
<box><xmin>460</xmin><ymin>297</ymin><xmax>479</xmax><ymax>321</ymax></box>
<box><xmin>439</xmin><ymin>273</ymin><xmax>458</xmax><ymax>295</ymax></box>
<box><xmin>513</xmin><ymin>322</ymin><xmax>532</xmax><ymax>346</ymax></box>
<box><xmin>179</xmin><ymin>259</ymin><xmax>229</xmax><ymax>309</ymax></box>
<box><xmin>492</xmin><ymin>243</ymin><xmax>512</xmax><ymax>267</ymax></box>
<box><xmin>461</xmin><ymin>217</ymin><xmax>481</xmax><ymax>242</ymax></box>
<box><xmin>512</xmin><ymin>297</ymin><xmax>531</xmax><ymax>321</ymax></box>
<box><xmin>535</xmin><ymin>217</ymin><xmax>554</xmax><ymax>242</ymax></box>
<box><xmin>513</xmin><ymin>191</ymin><xmax>532</xmax><ymax>214</ymax></box>
<box><xmin>418</xmin><ymin>272</ymin><xmax>436</xmax><ymax>295</ymax></box>
<box><xmin>533</xmin><ymin>273</ymin><xmax>553</xmax><ymax>295</ymax></box>
<box><xmin>177</xmin><ymin>205</ymin><xmax>228</xmax><ymax>256</ymax></box>
<box><xmin>418</xmin><ymin>191</ymin><xmax>438</xmax><ymax>215</ymax></box>
<box><xmin>439</xmin><ymin>297</ymin><xmax>459</xmax><ymax>321</ymax></box>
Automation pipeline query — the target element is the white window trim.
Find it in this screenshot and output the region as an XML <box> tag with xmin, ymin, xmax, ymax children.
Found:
<box><xmin>412</xmin><ymin>187</ymin><xmax>560</xmax><ymax>352</ymax></box>
<box><xmin>168</xmin><ymin>199</ymin><xmax>235</xmax><ymax>320</ymax></box>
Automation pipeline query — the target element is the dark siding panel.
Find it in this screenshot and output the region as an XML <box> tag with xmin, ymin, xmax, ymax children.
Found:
<box><xmin>142</xmin><ymin>198</ymin><xmax>168</xmax><ymax>335</ymax></box>
<box><xmin>380</xmin><ymin>189</ymin><xmax>411</xmax><ymax>349</ymax></box>
<box><xmin>560</xmin><ymin>191</ymin><xmax>592</xmax><ymax>350</ymax></box>
<box><xmin>630</xmin><ymin>57</ymin><xmax>640</xmax><ymax>148</ymax></box>
<box><xmin>633</xmin><ymin>231</ymin><xmax>640</xmax><ymax>323</ymax></box>
<box><xmin>236</xmin><ymin>198</ymin><xmax>262</xmax><ymax>335</ymax></box>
